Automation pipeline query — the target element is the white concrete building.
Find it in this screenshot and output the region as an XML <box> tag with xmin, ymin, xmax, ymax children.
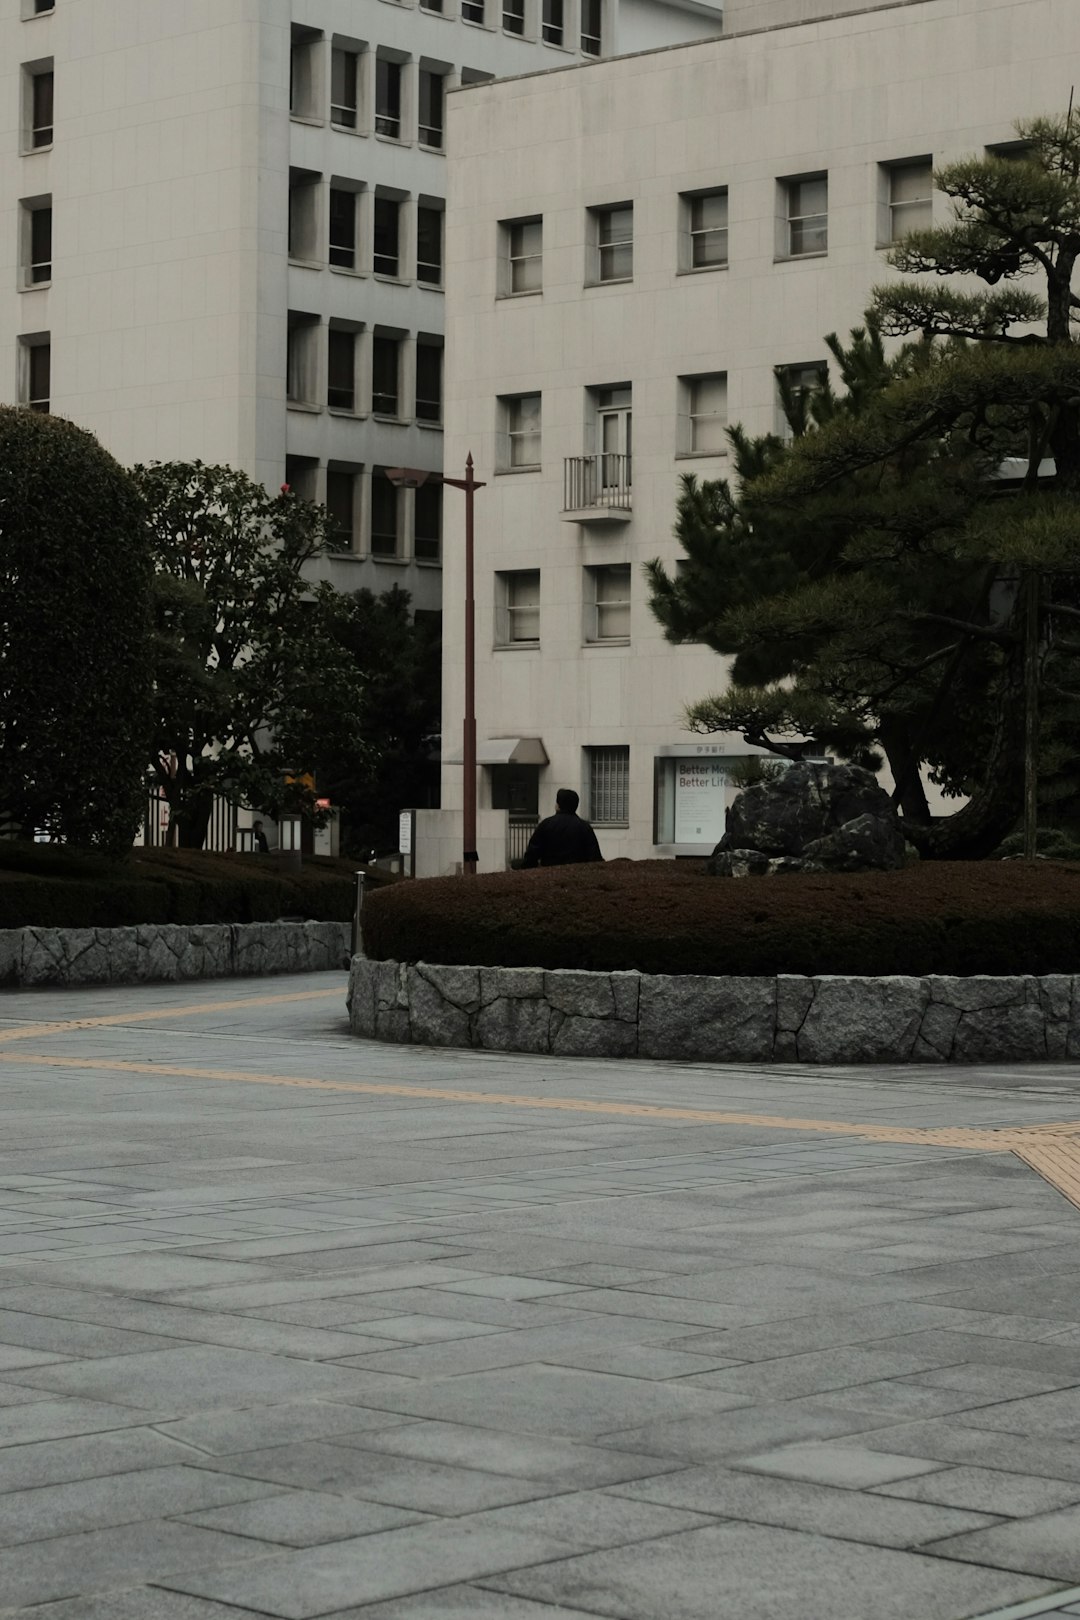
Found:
<box><xmin>429</xmin><ymin>0</ymin><xmax>1080</xmax><ymax>872</ymax></box>
<box><xmin>0</xmin><ymin>0</ymin><xmax>722</xmax><ymax>616</ymax></box>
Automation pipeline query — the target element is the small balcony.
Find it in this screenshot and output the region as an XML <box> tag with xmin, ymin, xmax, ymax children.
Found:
<box><xmin>561</xmin><ymin>454</ymin><xmax>632</xmax><ymax>523</ymax></box>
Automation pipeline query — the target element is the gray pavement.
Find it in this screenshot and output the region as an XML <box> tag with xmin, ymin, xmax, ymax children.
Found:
<box><xmin>0</xmin><ymin>977</ymin><xmax>1079</xmax><ymax>1616</ymax></box>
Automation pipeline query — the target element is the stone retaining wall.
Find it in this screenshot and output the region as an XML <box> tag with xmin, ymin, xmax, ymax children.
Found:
<box><xmin>347</xmin><ymin>957</ymin><xmax>1080</xmax><ymax>1064</ymax></box>
<box><xmin>2</xmin><ymin>922</ymin><xmax>351</xmax><ymax>988</ymax></box>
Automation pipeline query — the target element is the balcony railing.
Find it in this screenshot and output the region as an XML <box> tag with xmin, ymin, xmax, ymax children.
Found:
<box><xmin>563</xmin><ymin>454</ymin><xmax>632</xmax><ymax>516</ymax></box>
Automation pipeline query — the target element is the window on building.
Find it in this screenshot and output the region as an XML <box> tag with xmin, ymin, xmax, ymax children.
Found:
<box><xmin>328</xmin><ymin>186</ymin><xmax>357</xmax><ymax>270</ymax></box>
<box><xmin>585</xmin><ymin>563</ymin><xmax>631</xmax><ymax>642</ymax></box>
<box><xmin>371</xmin><ymin>471</ymin><xmax>400</xmax><ymax>556</ymax></box>
<box><xmin>542</xmin><ymin>0</ymin><xmax>563</xmax><ymax>44</ymax></box>
<box><xmin>418</xmin><ymin>69</ymin><xmax>445</xmax><ymax>149</ymax></box>
<box><xmin>684</xmin><ymin>188</ymin><xmax>728</xmax><ymax>269</ymax></box>
<box><xmin>327</xmin><ymin>326</ymin><xmax>357</xmax><ymax>412</ymax></box>
<box><xmin>415</xmin><ymin>340</ymin><xmax>442</xmax><ymax>424</ymax></box>
<box><xmin>502</xmin><ymin>393</ymin><xmax>541</xmax><ymax>468</ymax></box>
<box><xmin>783</xmin><ymin>174</ymin><xmax>827</xmax><ymax>257</ymax></box>
<box><xmin>33</xmin><ymin>0</ymin><xmax>56</xmax><ymax>13</ymax></box>
<box><xmin>887</xmin><ymin>158</ymin><xmax>933</xmax><ymax>241</ymax></box>
<box><xmin>588</xmin><ymin>745</ymin><xmax>629</xmax><ymax>825</ymax></box>
<box><xmin>417</xmin><ymin>204</ymin><xmax>444</xmax><ymax>285</ymax></box>
<box><xmin>462</xmin><ymin>0</ymin><xmax>485</xmax><ymax>23</ymax></box>
<box><xmin>372</xmin><ymin>334</ymin><xmax>401</xmax><ymax>416</ymax></box>
<box><xmin>375</xmin><ymin>57</ymin><xmax>403</xmax><ymax>139</ymax></box>
<box><xmin>681</xmin><ymin>373</ymin><xmax>727</xmax><ymax>454</ymax></box>
<box><xmin>22</xmin><ymin>198</ymin><xmax>51</xmax><ymax>285</ymax></box>
<box><xmin>495</xmin><ymin>570</ymin><xmax>540</xmax><ymax>645</ymax></box>
<box><xmin>414</xmin><ymin>482</ymin><xmax>442</xmax><ymax>562</ymax></box>
<box><xmin>325</xmin><ymin>467</ymin><xmax>358</xmax><ymax>550</ymax></box>
<box><xmin>503</xmin><ymin>0</ymin><xmax>525</xmax><ymax>33</ymax></box>
<box><xmin>503</xmin><ymin>217</ymin><xmax>542</xmax><ymax>294</ymax></box>
<box><xmin>286</xmin><ymin>311</ymin><xmax>320</xmax><ymax>406</ymax></box>
<box><xmin>593</xmin><ymin>204</ymin><xmax>632</xmax><ymax>283</ymax></box>
<box><xmin>373</xmin><ymin>195</ymin><xmax>401</xmax><ymax>276</ymax></box>
<box><xmin>581</xmin><ymin>0</ymin><xmax>602</xmax><ymax>53</ymax></box>
<box><xmin>330</xmin><ymin>46</ymin><xmax>359</xmax><ymax>129</ymax></box>
<box><xmin>289</xmin><ymin>27</ymin><xmax>321</xmax><ymax>120</ymax></box>
<box><xmin>288</xmin><ymin>169</ymin><xmax>320</xmax><ymax>262</ymax></box>
<box><xmin>19</xmin><ymin>334</ymin><xmax>49</xmax><ymax>412</ymax></box>
<box><xmin>420</xmin><ymin>0</ymin><xmax>444</xmax><ymax>12</ymax></box>
<box><xmin>284</xmin><ymin>454</ymin><xmax>318</xmax><ymax>503</ymax></box>
<box><xmin>776</xmin><ymin>361</ymin><xmax>826</xmax><ymax>439</ymax></box>
<box><xmin>26</xmin><ymin>63</ymin><xmax>53</xmax><ymax>148</ymax></box>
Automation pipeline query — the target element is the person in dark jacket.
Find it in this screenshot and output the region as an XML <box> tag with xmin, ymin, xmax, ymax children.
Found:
<box><xmin>521</xmin><ymin>788</ymin><xmax>604</xmax><ymax>867</ymax></box>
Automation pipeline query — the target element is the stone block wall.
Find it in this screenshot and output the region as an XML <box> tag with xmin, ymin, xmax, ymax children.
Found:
<box><xmin>347</xmin><ymin>957</ymin><xmax>1080</xmax><ymax>1064</ymax></box>
<box><xmin>0</xmin><ymin>922</ymin><xmax>351</xmax><ymax>988</ymax></box>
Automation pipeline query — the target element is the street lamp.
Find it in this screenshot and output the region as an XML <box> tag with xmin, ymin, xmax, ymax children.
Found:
<box><xmin>386</xmin><ymin>455</ymin><xmax>486</xmax><ymax>875</ymax></box>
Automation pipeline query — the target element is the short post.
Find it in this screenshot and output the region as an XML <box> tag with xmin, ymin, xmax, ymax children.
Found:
<box><xmin>351</xmin><ymin>871</ymin><xmax>367</xmax><ymax>959</ymax></box>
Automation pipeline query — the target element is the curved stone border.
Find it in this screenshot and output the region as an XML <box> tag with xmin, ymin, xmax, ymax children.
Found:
<box><xmin>1</xmin><ymin>922</ymin><xmax>350</xmax><ymax>988</ymax></box>
<box><xmin>347</xmin><ymin>957</ymin><xmax>1079</xmax><ymax>1065</ymax></box>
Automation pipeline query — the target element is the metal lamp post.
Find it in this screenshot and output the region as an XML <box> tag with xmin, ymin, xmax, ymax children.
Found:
<box><xmin>386</xmin><ymin>456</ymin><xmax>486</xmax><ymax>875</ymax></box>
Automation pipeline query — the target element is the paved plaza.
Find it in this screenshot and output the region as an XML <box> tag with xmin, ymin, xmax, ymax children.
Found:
<box><xmin>1</xmin><ymin>977</ymin><xmax>1080</xmax><ymax>1617</ymax></box>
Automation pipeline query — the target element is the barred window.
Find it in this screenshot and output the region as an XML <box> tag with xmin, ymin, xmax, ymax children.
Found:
<box><xmin>588</xmin><ymin>746</ymin><xmax>629</xmax><ymax>826</ymax></box>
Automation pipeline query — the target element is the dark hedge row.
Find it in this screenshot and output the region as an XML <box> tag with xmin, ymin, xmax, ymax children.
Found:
<box><xmin>0</xmin><ymin>843</ymin><xmax>366</xmax><ymax>929</ymax></box>
<box><xmin>361</xmin><ymin>860</ymin><xmax>1080</xmax><ymax>978</ymax></box>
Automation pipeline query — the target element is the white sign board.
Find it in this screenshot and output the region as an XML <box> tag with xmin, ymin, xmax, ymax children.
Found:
<box><xmin>398</xmin><ymin>810</ymin><xmax>413</xmax><ymax>856</ymax></box>
<box><xmin>674</xmin><ymin>760</ymin><xmax>730</xmax><ymax>845</ymax></box>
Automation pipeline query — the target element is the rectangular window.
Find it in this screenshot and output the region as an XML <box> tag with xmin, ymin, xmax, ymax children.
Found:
<box><xmin>23</xmin><ymin>200</ymin><xmax>52</xmax><ymax>285</ymax></box>
<box><xmin>289</xmin><ymin>29</ymin><xmax>320</xmax><ymax>120</ymax></box>
<box><xmin>418</xmin><ymin>70</ymin><xmax>444</xmax><ymax>149</ymax></box>
<box><xmin>288</xmin><ymin>170</ymin><xmax>320</xmax><ymax>262</ymax></box>
<box><xmin>328</xmin><ymin>187</ymin><xmax>357</xmax><ymax>270</ymax></box>
<box><xmin>330</xmin><ymin>47</ymin><xmax>359</xmax><ymax>129</ymax></box>
<box><xmin>586</xmin><ymin>563</ymin><xmax>631</xmax><ymax>642</ymax></box>
<box><xmin>542</xmin><ymin>0</ymin><xmax>563</xmax><ymax>44</ymax></box>
<box><xmin>20</xmin><ymin>335</ymin><xmax>50</xmax><ymax>413</ymax></box>
<box><xmin>594</xmin><ymin>204</ymin><xmax>632</xmax><ymax>283</ymax></box>
<box><xmin>375</xmin><ymin>58</ymin><xmax>402</xmax><ymax>139</ymax></box>
<box><xmin>373</xmin><ymin>196</ymin><xmax>401</xmax><ymax>277</ymax></box>
<box><xmin>683</xmin><ymin>373</ymin><xmax>727</xmax><ymax>453</ymax></box>
<box><xmin>504</xmin><ymin>393</ymin><xmax>541</xmax><ymax>468</ymax></box>
<box><xmin>372</xmin><ymin>335</ymin><xmax>400</xmax><ymax>417</ymax></box>
<box><xmin>462</xmin><ymin>0</ymin><xmax>485</xmax><ymax>22</ymax></box>
<box><xmin>28</xmin><ymin>65</ymin><xmax>53</xmax><ymax>148</ymax></box>
<box><xmin>417</xmin><ymin>205</ymin><xmax>443</xmax><ymax>285</ymax></box>
<box><xmin>581</xmin><ymin>0</ymin><xmax>601</xmax><ymax>53</ymax></box>
<box><xmin>888</xmin><ymin>159</ymin><xmax>932</xmax><ymax>241</ymax></box>
<box><xmin>505</xmin><ymin>217</ymin><xmax>542</xmax><ymax>294</ymax></box>
<box><xmin>686</xmin><ymin>189</ymin><xmax>728</xmax><ymax>269</ymax></box>
<box><xmin>784</xmin><ymin>174</ymin><xmax>827</xmax><ymax>257</ymax></box>
<box><xmin>327</xmin><ymin>327</ymin><xmax>356</xmax><ymax>412</ymax></box>
<box><xmin>414</xmin><ymin>482</ymin><xmax>442</xmax><ymax>562</ymax></box>
<box><xmin>420</xmin><ymin>0</ymin><xmax>444</xmax><ymax>11</ymax></box>
<box><xmin>286</xmin><ymin>312</ymin><xmax>319</xmax><ymax>406</ymax></box>
<box><xmin>284</xmin><ymin>454</ymin><xmax>318</xmax><ymax>503</ymax></box>
<box><xmin>776</xmin><ymin>361</ymin><xmax>826</xmax><ymax>439</ymax></box>
<box><xmin>325</xmin><ymin>468</ymin><xmax>357</xmax><ymax>550</ymax></box>
<box><xmin>371</xmin><ymin>471</ymin><xmax>399</xmax><ymax>557</ymax></box>
<box><xmin>415</xmin><ymin>341</ymin><xmax>442</xmax><ymax>424</ymax></box>
<box><xmin>503</xmin><ymin>0</ymin><xmax>525</xmax><ymax>33</ymax></box>
<box><xmin>589</xmin><ymin>745</ymin><xmax>629</xmax><ymax>826</ymax></box>
<box><xmin>34</xmin><ymin>0</ymin><xmax>56</xmax><ymax>13</ymax></box>
<box><xmin>496</xmin><ymin>569</ymin><xmax>540</xmax><ymax>645</ymax></box>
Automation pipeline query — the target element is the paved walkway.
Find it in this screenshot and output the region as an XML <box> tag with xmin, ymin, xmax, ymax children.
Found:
<box><xmin>2</xmin><ymin>978</ymin><xmax>1080</xmax><ymax>1618</ymax></box>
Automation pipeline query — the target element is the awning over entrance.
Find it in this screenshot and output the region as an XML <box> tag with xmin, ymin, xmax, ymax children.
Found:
<box><xmin>445</xmin><ymin>737</ymin><xmax>549</xmax><ymax>766</ymax></box>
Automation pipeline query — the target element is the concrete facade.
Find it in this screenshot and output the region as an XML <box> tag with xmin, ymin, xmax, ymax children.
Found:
<box><xmin>0</xmin><ymin>0</ymin><xmax>722</xmax><ymax>615</ymax></box>
<box><xmin>431</xmin><ymin>0</ymin><xmax>1080</xmax><ymax>871</ymax></box>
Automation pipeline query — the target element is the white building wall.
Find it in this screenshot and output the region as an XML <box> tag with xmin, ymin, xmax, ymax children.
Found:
<box><xmin>438</xmin><ymin>0</ymin><xmax>1080</xmax><ymax>870</ymax></box>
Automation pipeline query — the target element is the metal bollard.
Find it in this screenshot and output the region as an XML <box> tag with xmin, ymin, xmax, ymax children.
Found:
<box><xmin>350</xmin><ymin>871</ymin><xmax>367</xmax><ymax>961</ymax></box>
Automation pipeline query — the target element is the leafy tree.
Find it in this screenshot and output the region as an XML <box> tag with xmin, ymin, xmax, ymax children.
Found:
<box><xmin>317</xmin><ymin>585</ymin><xmax>441</xmax><ymax>856</ymax></box>
<box><xmin>649</xmin><ymin>112</ymin><xmax>1080</xmax><ymax>857</ymax></box>
<box><xmin>135</xmin><ymin>461</ymin><xmax>370</xmax><ymax>848</ymax></box>
<box><xmin>0</xmin><ymin>408</ymin><xmax>153</xmax><ymax>855</ymax></box>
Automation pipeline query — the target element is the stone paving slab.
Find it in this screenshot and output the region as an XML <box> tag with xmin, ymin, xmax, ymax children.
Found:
<box><xmin>2</xmin><ymin>973</ymin><xmax>1080</xmax><ymax>1616</ymax></box>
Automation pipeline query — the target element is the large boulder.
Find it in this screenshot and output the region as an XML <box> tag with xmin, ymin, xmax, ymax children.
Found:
<box><xmin>709</xmin><ymin>762</ymin><xmax>906</xmax><ymax>877</ymax></box>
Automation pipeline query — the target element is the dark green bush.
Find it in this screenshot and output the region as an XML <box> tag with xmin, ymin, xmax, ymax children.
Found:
<box><xmin>361</xmin><ymin>860</ymin><xmax>1080</xmax><ymax>977</ymax></box>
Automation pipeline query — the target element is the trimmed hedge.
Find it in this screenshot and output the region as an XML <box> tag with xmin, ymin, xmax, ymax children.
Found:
<box><xmin>361</xmin><ymin>860</ymin><xmax>1080</xmax><ymax>978</ymax></box>
<box><xmin>0</xmin><ymin>843</ymin><xmax>381</xmax><ymax>929</ymax></box>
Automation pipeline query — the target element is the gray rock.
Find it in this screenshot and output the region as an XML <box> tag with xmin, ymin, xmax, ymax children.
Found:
<box><xmin>709</xmin><ymin>848</ymin><xmax>770</xmax><ymax>879</ymax></box>
<box><xmin>371</xmin><ymin>958</ymin><xmax>409</xmax><ymax>1010</ymax></box>
<box><xmin>797</xmin><ymin>977</ymin><xmax>927</xmax><ymax>1063</ymax></box>
<box><xmin>917</xmin><ymin>1000</ymin><xmax>962</xmax><ymax>1059</ymax></box>
<box><xmin>611</xmin><ymin>971</ymin><xmax>641</xmax><ymax>1023</ymax></box>
<box><xmin>928</xmin><ymin>976</ymin><xmax>1027</xmax><ymax>1011</ymax></box>
<box><xmin>801</xmin><ymin>812</ymin><xmax>906</xmax><ymax>873</ymax></box>
<box><xmin>480</xmin><ymin>966</ymin><xmax>546</xmax><ymax>1003</ymax></box>
<box><xmin>776</xmin><ymin>976</ymin><xmax>814</xmax><ymax>1034</ymax></box>
<box><xmin>417</xmin><ymin>963</ymin><xmax>481</xmax><ymax>1013</ymax></box>
<box><xmin>19</xmin><ymin>928</ymin><xmax>66</xmax><ymax>986</ymax></box>
<box><xmin>711</xmin><ymin>762</ymin><xmax>906</xmax><ymax>875</ymax></box>
<box><xmin>639</xmin><ymin>975</ymin><xmax>776</xmax><ymax>1061</ymax></box>
<box><xmin>374</xmin><ymin>1007</ymin><xmax>412</xmax><ymax>1043</ymax></box>
<box><xmin>551</xmin><ymin>1015</ymin><xmax>638</xmax><ymax>1057</ymax></box>
<box><xmin>953</xmin><ymin>1005</ymin><xmax>1048</xmax><ymax>1064</ymax></box>
<box><xmin>408</xmin><ymin>969</ymin><xmax>472</xmax><ymax>1048</ymax></box>
<box><xmin>347</xmin><ymin>959</ymin><xmax>377</xmax><ymax>1036</ymax></box>
<box><xmin>474</xmin><ymin>996</ymin><xmax>550</xmax><ymax>1053</ymax></box>
<box><xmin>773</xmin><ymin>1031</ymin><xmax>799</xmax><ymax>1060</ymax></box>
<box><xmin>0</xmin><ymin>931</ymin><xmax>20</xmax><ymax>986</ymax></box>
<box><xmin>545</xmin><ymin>970</ymin><xmax>616</xmax><ymax>1019</ymax></box>
<box><xmin>765</xmin><ymin>855</ymin><xmax>825</xmax><ymax>876</ymax></box>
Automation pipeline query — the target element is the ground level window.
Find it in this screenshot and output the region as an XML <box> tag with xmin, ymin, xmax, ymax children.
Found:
<box><xmin>588</xmin><ymin>745</ymin><xmax>629</xmax><ymax>826</ymax></box>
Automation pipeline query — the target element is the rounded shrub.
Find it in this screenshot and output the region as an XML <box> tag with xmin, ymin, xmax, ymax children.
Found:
<box><xmin>0</xmin><ymin>408</ymin><xmax>153</xmax><ymax>856</ymax></box>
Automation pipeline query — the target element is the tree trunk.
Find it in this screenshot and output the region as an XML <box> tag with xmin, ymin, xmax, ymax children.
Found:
<box><xmin>880</xmin><ymin>720</ymin><xmax>932</xmax><ymax>825</ymax></box>
<box><xmin>174</xmin><ymin>790</ymin><xmax>213</xmax><ymax>850</ymax></box>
